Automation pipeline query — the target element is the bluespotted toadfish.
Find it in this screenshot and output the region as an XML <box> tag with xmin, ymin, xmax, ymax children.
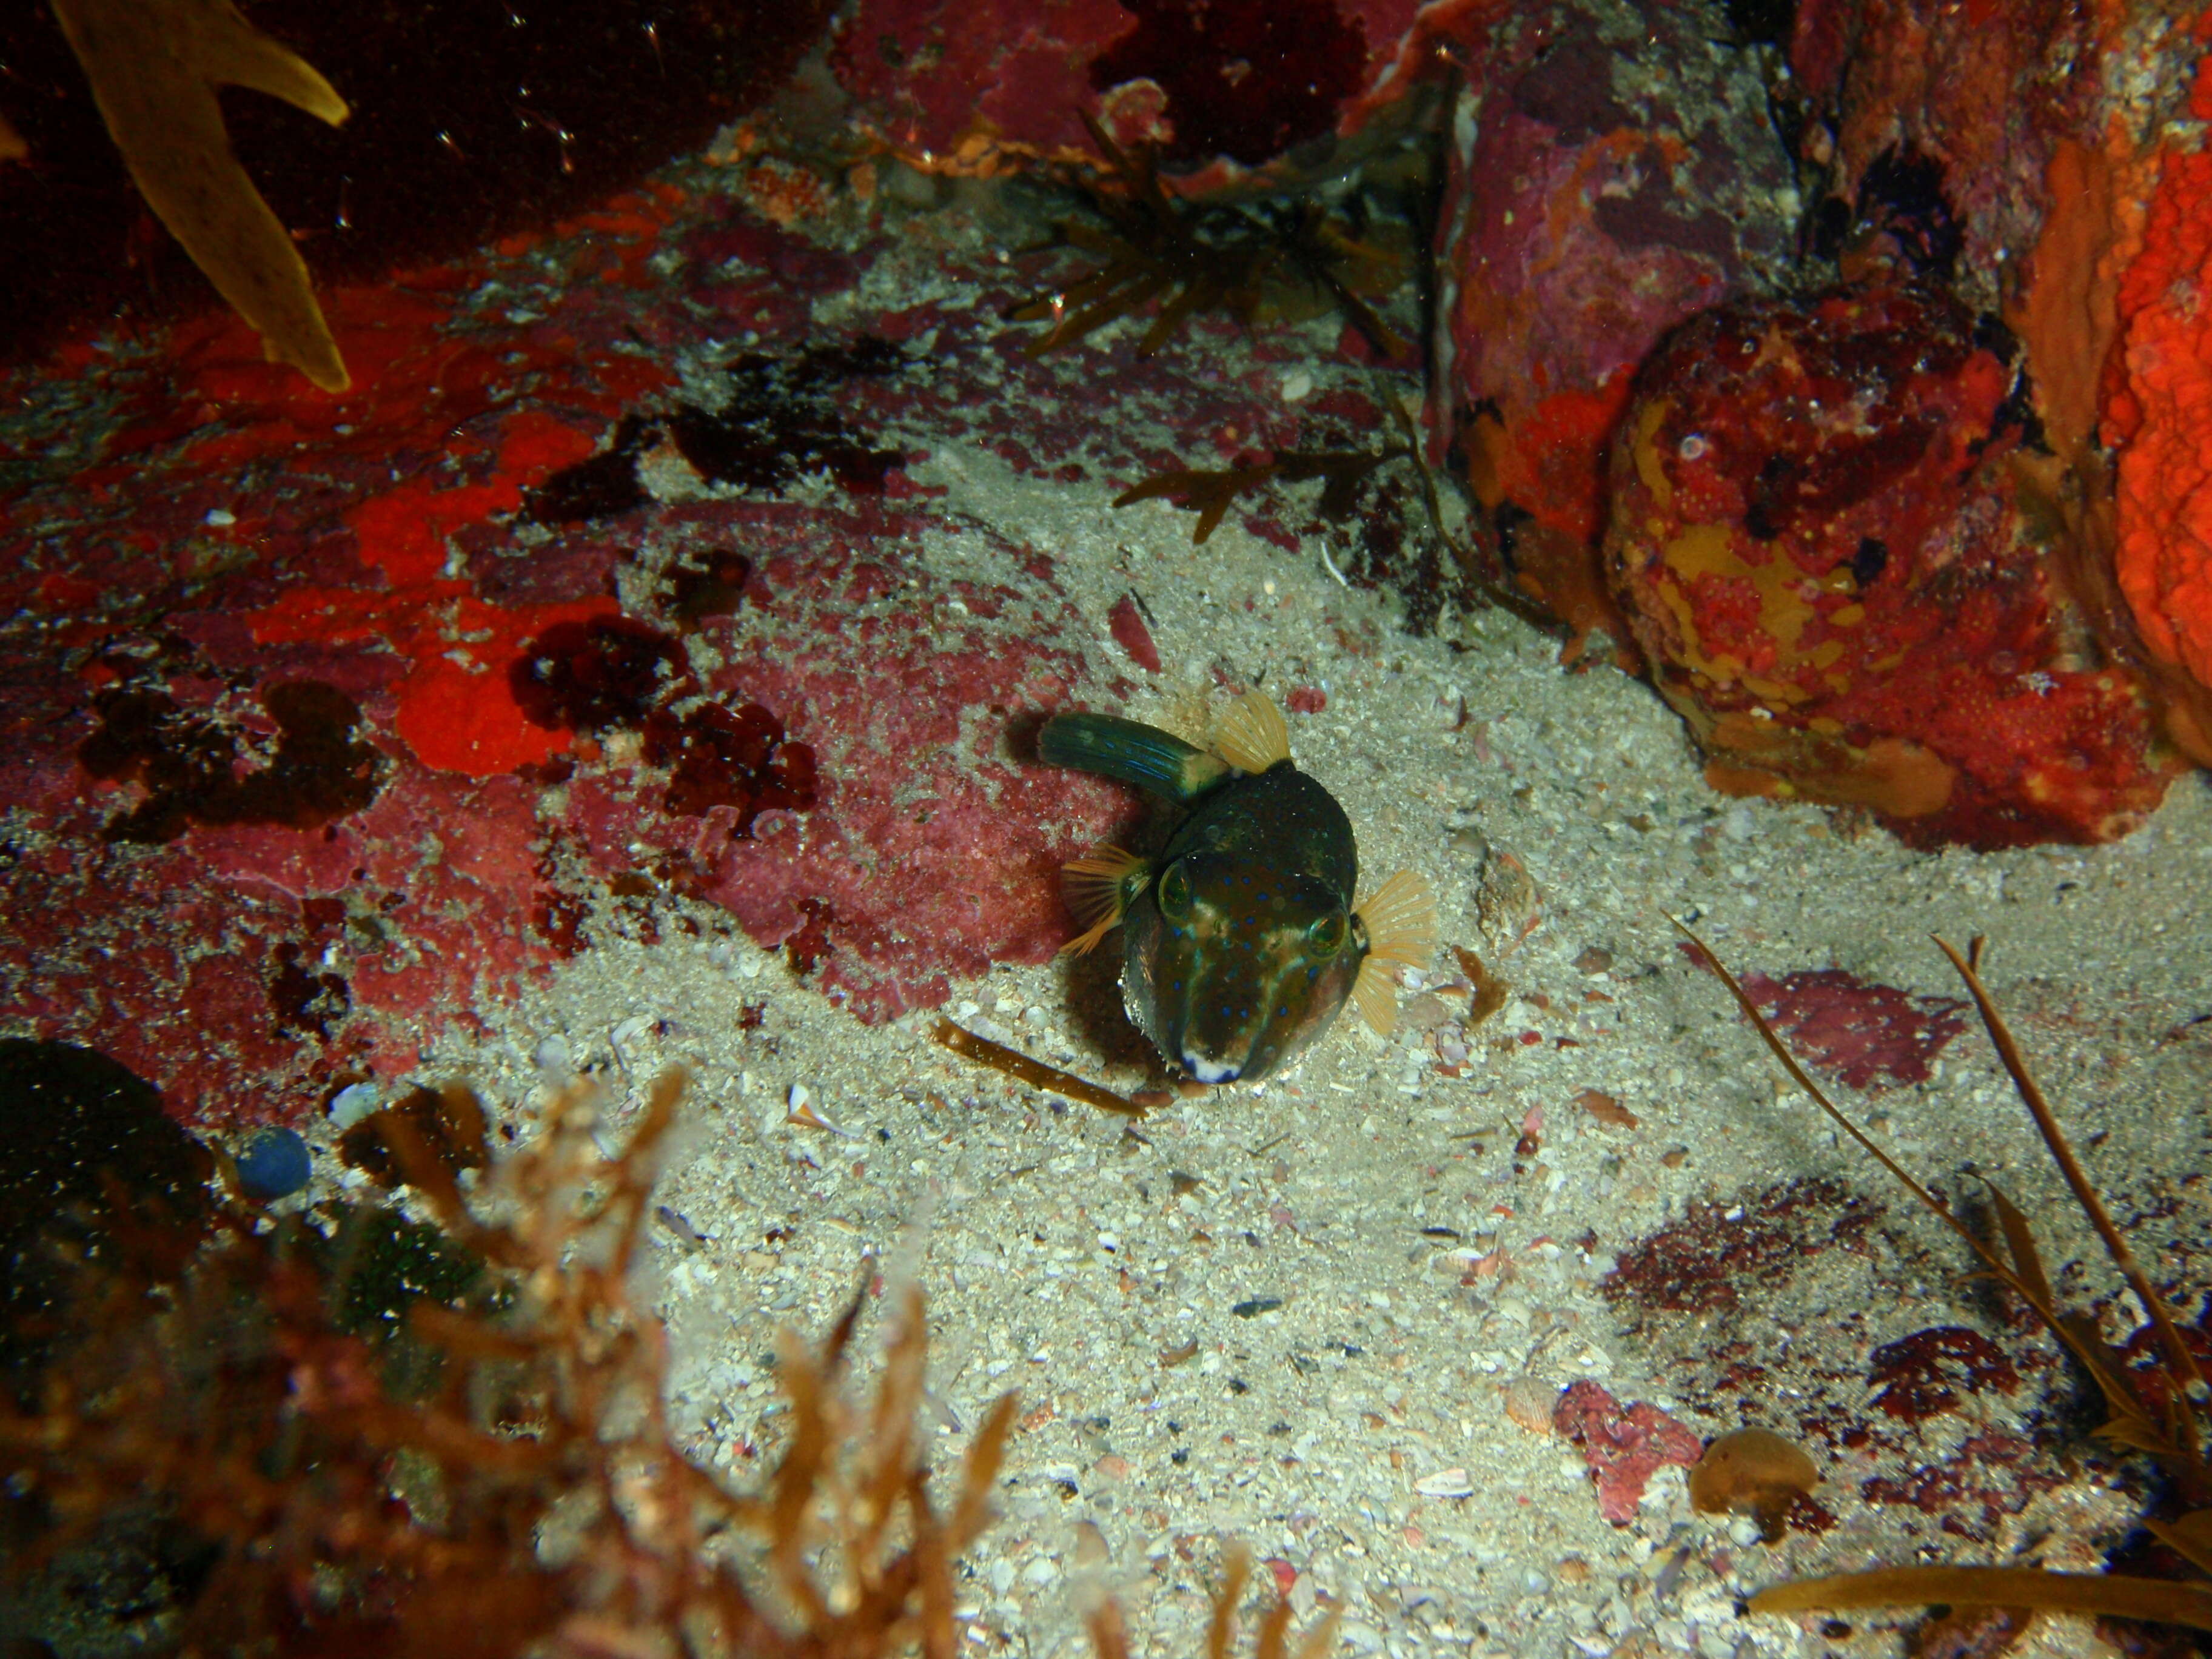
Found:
<box><xmin>1039</xmin><ymin>691</ymin><xmax>1436</xmax><ymax>1084</ymax></box>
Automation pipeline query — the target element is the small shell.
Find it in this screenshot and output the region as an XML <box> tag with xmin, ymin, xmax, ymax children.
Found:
<box><xmin>1476</xmin><ymin>848</ymin><xmax>1540</xmax><ymax>948</ymax></box>
<box><xmin>1413</xmin><ymin>1467</ymin><xmax>1475</xmax><ymax>1498</ymax></box>
<box><xmin>1502</xmin><ymin>1375</ymin><xmax>1560</xmax><ymax>1435</ymax></box>
<box><xmin>785</xmin><ymin>1084</ymin><xmax>854</xmax><ymax>1136</ymax></box>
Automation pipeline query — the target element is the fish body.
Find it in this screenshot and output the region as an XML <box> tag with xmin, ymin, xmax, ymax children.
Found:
<box><xmin>1039</xmin><ymin>692</ymin><xmax>1433</xmax><ymax>1084</ymax></box>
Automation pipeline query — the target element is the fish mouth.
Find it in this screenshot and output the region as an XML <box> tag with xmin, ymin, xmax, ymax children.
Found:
<box><xmin>1181</xmin><ymin>1049</ymin><xmax>1242</xmax><ymax>1085</ymax></box>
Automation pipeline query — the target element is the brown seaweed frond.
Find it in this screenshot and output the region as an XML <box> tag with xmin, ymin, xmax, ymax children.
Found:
<box><xmin>1679</xmin><ymin>922</ymin><xmax>2212</xmax><ymax>1637</ymax></box>
<box><xmin>1114</xmin><ymin>381</ymin><xmax>1561</xmax><ymax>631</ymax></box>
<box><xmin>47</xmin><ymin>0</ymin><xmax>350</xmax><ymax>390</ymax></box>
<box><xmin>934</xmin><ymin>1017</ymin><xmax>1145</xmax><ymax>1117</ymax></box>
<box><xmin>1208</xmin><ymin>1547</ymin><xmax>1341</xmax><ymax>1659</ymax></box>
<box><xmin>1114</xmin><ymin>446</ymin><xmax>1406</xmax><ymax>544</ymax></box>
<box><xmin>0</xmin><ymin>1071</ymin><xmax>1019</xmax><ymax>1657</ymax></box>
<box><xmin>1011</xmin><ymin>113</ymin><xmax>1407</xmax><ymax>360</ymax></box>
<box><xmin>1088</xmin><ymin>1545</ymin><xmax>1338</xmax><ymax>1659</ymax></box>
<box><xmin>1749</xmin><ymin>1565</ymin><xmax>2212</xmax><ymax>1633</ymax></box>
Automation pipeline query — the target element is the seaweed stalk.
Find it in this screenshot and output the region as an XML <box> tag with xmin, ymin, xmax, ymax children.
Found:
<box><xmin>1679</xmin><ymin>921</ymin><xmax>2212</xmax><ymax>1637</ymax></box>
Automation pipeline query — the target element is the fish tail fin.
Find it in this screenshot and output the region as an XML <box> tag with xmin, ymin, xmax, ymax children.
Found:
<box><xmin>1059</xmin><ymin>845</ymin><xmax>1150</xmax><ymax>956</ymax></box>
<box><xmin>1214</xmin><ymin>690</ymin><xmax>1292</xmax><ymax>773</ymax></box>
<box><xmin>1349</xmin><ymin>869</ymin><xmax>1438</xmax><ymax>1035</ymax></box>
<box><xmin>1039</xmin><ymin>712</ymin><xmax>1228</xmax><ymax>802</ymax></box>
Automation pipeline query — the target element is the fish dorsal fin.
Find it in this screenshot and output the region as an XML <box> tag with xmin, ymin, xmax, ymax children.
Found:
<box><xmin>1215</xmin><ymin>691</ymin><xmax>1291</xmax><ymax>773</ymax></box>
<box><xmin>1059</xmin><ymin>845</ymin><xmax>1149</xmax><ymax>956</ymax></box>
<box><xmin>1349</xmin><ymin>868</ymin><xmax>1438</xmax><ymax>1035</ymax></box>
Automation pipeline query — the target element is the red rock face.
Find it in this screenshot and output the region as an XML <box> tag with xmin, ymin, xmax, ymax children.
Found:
<box><xmin>540</xmin><ymin>495</ymin><xmax>1114</xmax><ymax>1024</ymax></box>
<box><xmin>1604</xmin><ymin>282</ymin><xmax>2178</xmax><ymax>848</ymax></box>
<box><xmin>2105</xmin><ymin>39</ymin><xmax>2212</xmax><ymax>759</ymax></box>
<box><xmin>0</xmin><ymin>0</ymin><xmax>834</xmax><ymax>367</ymax></box>
<box><xmin>1</xmin><ymin>145</ymin><xmax>1362</xmax><ymax>1121</ymax></box>
<box><xmin>1436</xmin><ymin>4</ymin><xmax>1795</xmax><ymax>663</ymax></box>
<box><xmin>1788</xmin><ymin>0</ymin><xmax>2096</xmax><ymax>297</ymax></box>
<box><xmin>829</xmin><ymin>0</ymin><xmax>1426</xmax><ymax>175</ymax></box>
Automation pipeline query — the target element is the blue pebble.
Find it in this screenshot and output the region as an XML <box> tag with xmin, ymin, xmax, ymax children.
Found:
<box><xmin>236</xmin><ymin>1127</ymin><xmax>312</xmax><ymax>1200</ymax></box>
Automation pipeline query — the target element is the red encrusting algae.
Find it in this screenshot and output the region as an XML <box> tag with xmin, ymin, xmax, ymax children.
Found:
<box><xmin>1606</xmin><ymin>283</ymin><xmax>2178</xmax><ymax>847</ymax></box>
<box><xmin>2107</xmin><ymin>32</ymin><xmax>2212</xmax><ymax>713</ymax></box>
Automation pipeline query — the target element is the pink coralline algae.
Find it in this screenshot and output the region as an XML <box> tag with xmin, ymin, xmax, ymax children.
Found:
<box><xmin>5</xmin><ymin>179</ymin><xmax>1346</xmax><ymax>1119</ymax></box>
<box><xmin>1736</xmin><ymin>968</ymin><xmax>1966</xmax><ymax>1094</ymax></box>
<box><xmin>1552</xmin><ymin>1379</ymin><xmax>1704</xmax><ymax>1526</ymax></box>
<box><xmin>544</xmin><ymin>497</ymin><xmax>1117</xmax><ymax>1021</ymax></box>
<box><xmin>1107</xmin><ymin>594</ymin><xmax>1162</xmax><ymax>673</ymax></box>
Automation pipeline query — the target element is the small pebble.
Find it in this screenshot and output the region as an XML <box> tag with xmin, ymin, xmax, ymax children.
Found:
<box><xmin>1400</xmin><ymin>992</ymin><xmax>1455</xmax><ymax>1032</ymax></box>
<box><xmin>204</xmin><ymin>508</ymin><xmax>236</xmax><ymax>527</ymax></box>
<box><xmin>235</xmin><ymin>1127</ymin><xmax>312</xmax><ymax>1200</ymax></box>
<box><xmin>533</xmin><ymin>1034</ymin><xmax>571</xmax><ymax>1077</ymax></box>
<box><xmin>326</xmin><ymin>1081</ymin><xmax>381</xmax><ymax>1129</ymax></box>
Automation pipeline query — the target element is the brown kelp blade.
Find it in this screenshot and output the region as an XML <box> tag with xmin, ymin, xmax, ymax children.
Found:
<box><xmin>1114</xmin><ymin>449</ymin><xmax>1396</xmax><ymax>546</ymax></box>
<box><xmin>1984</xmin><ymin>1183</ymin><xmax>2056</xmax><ymax>1310</ymax></box>
<box><xmin>933</xmin><ymin>1019</ymin><xmax>1145</xmax><ymax>1117</ymax></box>
<box><xmin>1672</xmin><ymin>921</ymin><xmax>2175</xmax><ymax>1467</ymax></box>
<box><xmin>52</xmin><ymin>0</ymin><xmax>351</xmax><ymax>390</ymax></box>
<box><xmin>1751</xmin><ymin>1566</ymin><xmax>2212</xmax><ymax>1632</ymax></box>
<box><xmin>1936</xmin><ymin>934</ymin><xmax>2212</xmax><ymax>1419</ymax></box>
<box><xmin>2146</xmin><ymin>1512</ymin><xmax>2212</xmax><ymax>1579</ymax></box>
<box><xmin>1206</xmin><ymin>1548</ymin><xmax>1252</xmax><ymax>1659</ymax></box>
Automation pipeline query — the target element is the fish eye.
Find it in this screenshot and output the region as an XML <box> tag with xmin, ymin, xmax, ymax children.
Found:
<box><xmin>1306</xmin><ymin>911</ymin><xmax>1348</xmax><ymax>956</ymax></box>
<box><xmin>1158</xmin><ymin>862</ymin><xmax>1193</xmax><ymax>922</ymax></box>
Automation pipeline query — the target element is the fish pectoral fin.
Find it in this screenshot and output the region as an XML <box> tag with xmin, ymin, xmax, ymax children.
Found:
<box><xmin>1349</xmin><ymin>869</ymin><xmax>1439</xmax><ymax>1034</ymax></box>
<box><xmin>1355</xmin><ymin>868</ymin><xmax>1438</xmax><ymax>963</ymax></box>
<box><xmin>1059</xmin><ymin>845</ymin><xmax>1149</xmax><ymax>956</ymax></box>
<box><xmin>1350</xmin><ymin>955</ymin><xmax>1401</xmax><ymax>1036</ymax></box>
<box><xmin>1213</xmin><ymin>689</ymin><xmax>1292</xmax><ymax>773</ymax></box>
